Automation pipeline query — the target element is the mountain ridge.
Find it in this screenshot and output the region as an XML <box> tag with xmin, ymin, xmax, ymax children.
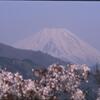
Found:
<box><xmin>0</xmin><ymin>42</ymin><xmax>67</xmax><ymax>66</ymax></box>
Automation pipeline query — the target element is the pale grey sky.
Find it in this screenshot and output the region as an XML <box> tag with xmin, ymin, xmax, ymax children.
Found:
<box><xmin>0</xmin><ymin>1</ymin><xmax>100</xmax><ymax>51</ymax></box>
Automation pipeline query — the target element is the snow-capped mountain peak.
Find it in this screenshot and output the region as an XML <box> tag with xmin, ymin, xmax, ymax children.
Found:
<box><xmin>14</xmin><ymin>28</ymin><xmax>100</xmax><ymax>65</ymax></box>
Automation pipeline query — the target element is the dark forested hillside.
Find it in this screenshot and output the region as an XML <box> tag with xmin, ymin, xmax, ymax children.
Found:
<box><xmin>0</xmin><ymin>43</ymin><xmax>68</xmax><ymax>78</ymax></box>
<box><xmin>0</xmin><ymin>43</ymin><xmax>68</xmax><ymax>67</ymax></box>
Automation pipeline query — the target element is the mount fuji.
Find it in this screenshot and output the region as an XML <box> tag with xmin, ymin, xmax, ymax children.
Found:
<box><xmin>14</xmin><ymin>28</ymin><xmax>100</xmax><ymax>66</ymax></box>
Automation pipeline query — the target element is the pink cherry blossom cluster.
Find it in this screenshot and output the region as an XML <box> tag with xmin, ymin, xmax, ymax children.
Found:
<box><xmin>0</xmin><ymin>64</ymin><xmax>90</xmax><ymax>100</ymax></box>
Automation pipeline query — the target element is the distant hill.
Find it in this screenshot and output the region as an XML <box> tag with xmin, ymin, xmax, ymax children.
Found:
<box><xmin>0</xmin><ymin>43</ymin><xmax>68</xmax><ymax>77</ymax></box>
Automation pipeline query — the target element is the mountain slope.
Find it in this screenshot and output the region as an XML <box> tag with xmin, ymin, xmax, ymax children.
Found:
<box><xmin>0</xmin><ymin>43</ymin><xmax>67</xmax><ymax>67</ymax></box>
<box><xmin>14</xmin><ymin>28</ymin><xmax>100</xmax><ymax>65</ymax></box>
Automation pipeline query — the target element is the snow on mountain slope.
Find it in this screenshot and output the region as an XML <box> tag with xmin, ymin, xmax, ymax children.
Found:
<box><xmin>14</xmin><ymin>28</ymin><xmax>100</xmax><ymax>65</ymax></box>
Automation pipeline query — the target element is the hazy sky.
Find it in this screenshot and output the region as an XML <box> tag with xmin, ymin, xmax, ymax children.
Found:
<box><xmin>0</xmin><ymin>2</ymin><xmax>100</xmax><ymax>51</ymax></box>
